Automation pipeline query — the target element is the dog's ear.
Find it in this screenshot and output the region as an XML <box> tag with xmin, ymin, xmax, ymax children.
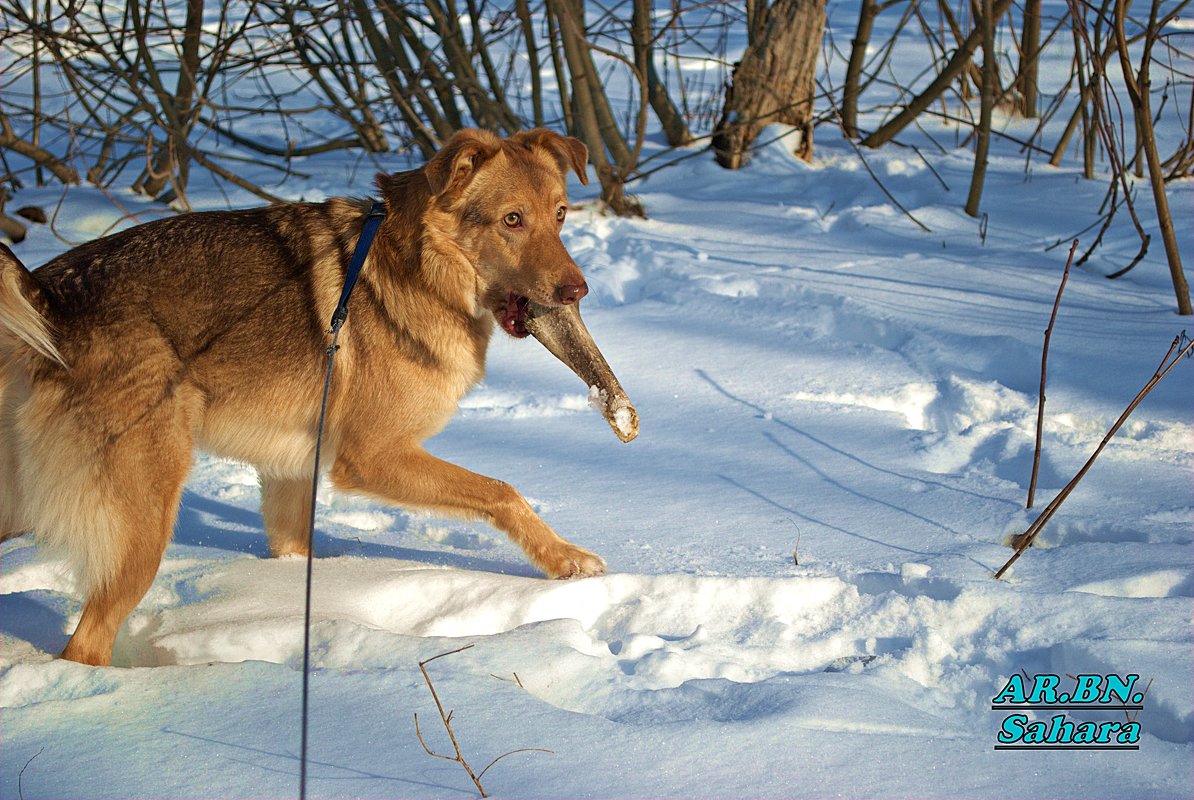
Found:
<box><xmin>424</xmin><ymin>129</ymin><xmax>502</xmax><ymax>197</ymax></box>
<box><xmin>511</xmin><ymin>128</ymin><xmax>589</xmax><ymax>186</ymax></box>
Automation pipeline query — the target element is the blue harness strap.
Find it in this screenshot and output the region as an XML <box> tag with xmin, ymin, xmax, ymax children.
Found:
<box><xmin>329</xmin><ymin>201</ymin><xmax>386</xmax><ymax>332</ymax></box>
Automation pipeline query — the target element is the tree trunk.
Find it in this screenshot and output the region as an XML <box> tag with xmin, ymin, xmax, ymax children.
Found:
<box><xmin>352</xmin><ymin>0</ymin><xmax>439</xmax><ymax>157</ymax></box>
<box><xmin>424</xmin><ymin>0</ymin><xmax>519</xmax><ymax>134</ymax></box>
<box><xmin>465</xmin><ymin>0</ymin><xmax>516</xmax><ymax>128</ymax></box>
<box><xmin>545</xmin><ymin>1</ymin><xmax>574</xmax><ymax>134</ymax></box>
<box><xmin>1016</xmin><ymin>0</ymin><xmax>1042</xmax><ymax>116</ymax></box>
<box><xmin>550</xmin><ymin>0</ymin><xmax>641</xmax><ymax>215</ymax></box>
<box><xmin>1114</xmin><ymin>0</ymin><xmax>1191</xmax><ymax>315</ymax></box>
<box><xmin>713</xmin><ymin>0</ymin><xmax>827</xmax><ymax>168</ymax></box>
<box><xmin>386</xmin><ymin>4</ymin><xmax>464</xmax><ymax>132</ymax></box>
<box><xmin>862</xmin><ymin>0</ymin><xmax>1014</xmax><ymax>148</ymax></box>
<box><xmin>373</xmin><ymin>0</ymin><xmax>454</xmax><ymax>140</ymax></box>
<box><xmin>937</xmin><ymin>0</ymin><xmax>1002</xmax><ymax>103</ymax></box>
<box><xmin>632</xmin><ymin>0</ymin><xmax>693</xmax><ymax>146</ymax></box>
<box><xmin>0</xmin><ymin>110</ymin><xmax>78</xmax><ymax>184</ymax></box>
<box><xmin>842</xmin><ymin>0</ymin><xmax>878</xmax><ymax>138</ymax></box>
<box><xmin>131</xmin><ymin>0</ymin><xmax>204</xmax><ymax>204</ymax></box>
<box><xmin>515</xmin><ymin>0</ymin><xmax>545</xmax><ymax>127</ymax></box>
<box><xmin>964</xmin><ymin>0</ymin><xmax>995</xmax><ymax>217</ymax></box>
<box><xmin>560</xmin><ymin>0</ymin><xmax>634</xmax><ymax>170</ymax></box>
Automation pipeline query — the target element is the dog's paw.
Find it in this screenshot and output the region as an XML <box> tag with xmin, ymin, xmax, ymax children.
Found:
<box><xmin>544</xmin><ymin>544</ymin><xmax>606</xmax><ymax>580</ymax></box>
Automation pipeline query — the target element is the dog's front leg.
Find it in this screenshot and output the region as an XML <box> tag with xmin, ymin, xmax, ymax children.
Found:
<box><xmin>329</xmin><ymin>447</ymin><xmax>605</xmax><ymax>578</ymax></box>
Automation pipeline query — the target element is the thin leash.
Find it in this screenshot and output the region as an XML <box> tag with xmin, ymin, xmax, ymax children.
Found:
<box><xmin>299</xmin><ymin>201</ymin><xmax>386</xmax><ymax>800</ymax></box>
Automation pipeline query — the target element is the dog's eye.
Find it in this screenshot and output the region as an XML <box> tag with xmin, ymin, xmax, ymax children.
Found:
<box><xmin>503</xmin><ymin>212</ymin><xmax>522</xmax><ymax>228</ymax></box>
<box><xmin>556</xmin><ymin>206</ymin><xmax>567</xmax><ymax>222</ymax></box>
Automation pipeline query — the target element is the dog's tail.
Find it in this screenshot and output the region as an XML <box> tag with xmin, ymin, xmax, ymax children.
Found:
<box><xmin>0</xmin><ymin>243</ymin><xmax>65</xmax><ymax>368</ymax></box>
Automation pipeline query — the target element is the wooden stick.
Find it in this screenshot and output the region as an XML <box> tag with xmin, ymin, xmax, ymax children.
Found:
<box><xmin>963</xmin><ymin>0</ymin><xmax>995</xmax><ymax>217</ymax></box>
<box><xmin>997</xmin><ymin>334</ymin><xmax>1194</xmax><ymax>579</ymax></box>
<box><xmin>1028</xmin><ymin>239</ymin><xmax>1078</xmax><ymax>509</ymax></box>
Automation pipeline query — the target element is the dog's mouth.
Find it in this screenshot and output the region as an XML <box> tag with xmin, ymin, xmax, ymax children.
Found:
<box><xmin>498</xmin><ymin>291</ymin><xmax>532</xmax><ymax>338</ymax></box>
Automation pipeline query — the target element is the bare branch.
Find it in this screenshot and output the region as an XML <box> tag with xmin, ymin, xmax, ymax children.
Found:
<box><xmin>1028</xmin><ymin>240</ymin><xmax>1078</xmax><ymax>510</ymax></box>
<box><xmin>997</xmin><ymin>333</ymin><xmax>1194</xmax><ymax>578</ymax></box>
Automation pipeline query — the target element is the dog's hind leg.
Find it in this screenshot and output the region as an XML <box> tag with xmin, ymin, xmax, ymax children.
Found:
<box><xmin>59</xmin><ymin>402</ymin><xmax>195</xmax><ymax>667</ymax></box>
<box><xmin>259</xmin><ymin>474</ymin><xmax>313</xmax><ymax>558</ymax></box>
<box><xmin>330</xmin><ymin>447</ymin><xmax>605</xmax><ymax>579</ymax></box>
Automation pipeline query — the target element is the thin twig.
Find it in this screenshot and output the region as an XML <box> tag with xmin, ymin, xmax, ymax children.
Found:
<box><xmin>889</xmin><ymin>138</ymin><xmax>951</xmax><ymax>190</ymax></box>
<box><xmin>415</xmin><ymin>644</ymin><xmax>554</xmax><ymax>798</ymax></box>
<box><xmin>813</xmin><ymin>71</ymin><xmax>931</xmax><ymax>234</ymax></box>
<box><xmin>840</xmin><ymin>125</ymin><xmax>932</xmax><ymax>233</ymax></box>
<box><xmin>1127</xmin><ymin>677</ymin><xmax>1152</xmax><ymax>724</ymax></box>
<box><xmin>1028</xmin><ymin>239</ymin><xmax>1078</xmax><ymax>509</ymax></box>
<box><xmin>477</xmin><ymin>747</ymin><xmax>555</xmax><ymax>782</ymax></box>
<box><xmin>996</xmin><ymin>333</ymin><xmax>1194</xmax><ymax>578</ymax></box>
<box><xmin>416</xmin><ymin>644</ymin><xmax>488</xmax><ymax>797</ymax></box>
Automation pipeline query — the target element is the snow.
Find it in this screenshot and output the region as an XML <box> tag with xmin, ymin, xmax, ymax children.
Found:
<box><xmin>586</xmin><ymin>385</ymin><xmax>639</xmax><ymax>442</ymax></box>
<box><xmin>2</xmin><ymin>6</ymin><xmax>1193</xmax><ymax>798</ymax></box>
<box><xmin>613</xmin><ymin>405</ymin><xmax>636</xmax><ymax>441</ymax></box>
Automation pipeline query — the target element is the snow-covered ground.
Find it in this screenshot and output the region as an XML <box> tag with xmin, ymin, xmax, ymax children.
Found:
<box><xmin>2</xmin><ymin>6</ymin><xmax>1192</xmax><ymax>798</ymax></box>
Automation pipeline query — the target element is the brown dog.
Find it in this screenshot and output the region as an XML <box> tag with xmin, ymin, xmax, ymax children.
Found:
<box><xmin>0</xmin><ymin>128</ymin><xmax>607</xmax><ymax>667</ymax></box>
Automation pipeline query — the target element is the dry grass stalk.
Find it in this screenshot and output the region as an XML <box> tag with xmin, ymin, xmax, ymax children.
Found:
<box><xmin>415</xmin><ymin>644</ymin><xmax>553</xmax><ymax>798</ymax></box>
<box><xmin>1127</xmin><ymin>677</ymin><xmax>1152</xmax><ymax>724</ymax></box>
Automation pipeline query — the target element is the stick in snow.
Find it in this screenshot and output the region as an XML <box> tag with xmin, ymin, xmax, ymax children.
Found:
<box><xmin>414</xmin><ymin>645</ymin><xmax>553</xmax><ymax>798</ymax></box>
<box><xmin>997</xmin><ymin>333</ymin><xmax>1194</xmax><ymax>579</ymax></box>
<box><xmin>1027</xmin><ymin>239</ymin><xmax>1078</xmax><ymax>509</ymax></box>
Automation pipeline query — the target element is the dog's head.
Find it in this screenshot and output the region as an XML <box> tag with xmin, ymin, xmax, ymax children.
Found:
<box><xmin>423</xmin><ymin>128</ymin><xmax>590</xmax><ymax>338</ymax></box>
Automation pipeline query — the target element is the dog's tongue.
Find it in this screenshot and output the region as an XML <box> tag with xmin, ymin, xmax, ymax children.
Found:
<box><xmin>524</xmin><ymin>300</ymin><xmax>639</xmax><ymax>443</ymax></box>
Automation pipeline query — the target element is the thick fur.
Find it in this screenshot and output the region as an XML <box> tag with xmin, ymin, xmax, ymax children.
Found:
<box><xmin>0</xmin><ymin>129</ymin><xmax>605</xmax><ymax>666</ymax></box>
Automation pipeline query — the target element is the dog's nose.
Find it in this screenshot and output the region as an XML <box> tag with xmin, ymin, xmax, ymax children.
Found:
<box><xmin>556</xmin><ymin>281</ymin><xmax>588</xmax><ymax>305</ymax></box>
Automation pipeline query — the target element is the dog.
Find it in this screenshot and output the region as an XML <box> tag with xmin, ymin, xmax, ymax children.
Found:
<box><xmin>0</xmin><ymin>128</ymin><xmax>608</xmax><ymax>667</ymax></box>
